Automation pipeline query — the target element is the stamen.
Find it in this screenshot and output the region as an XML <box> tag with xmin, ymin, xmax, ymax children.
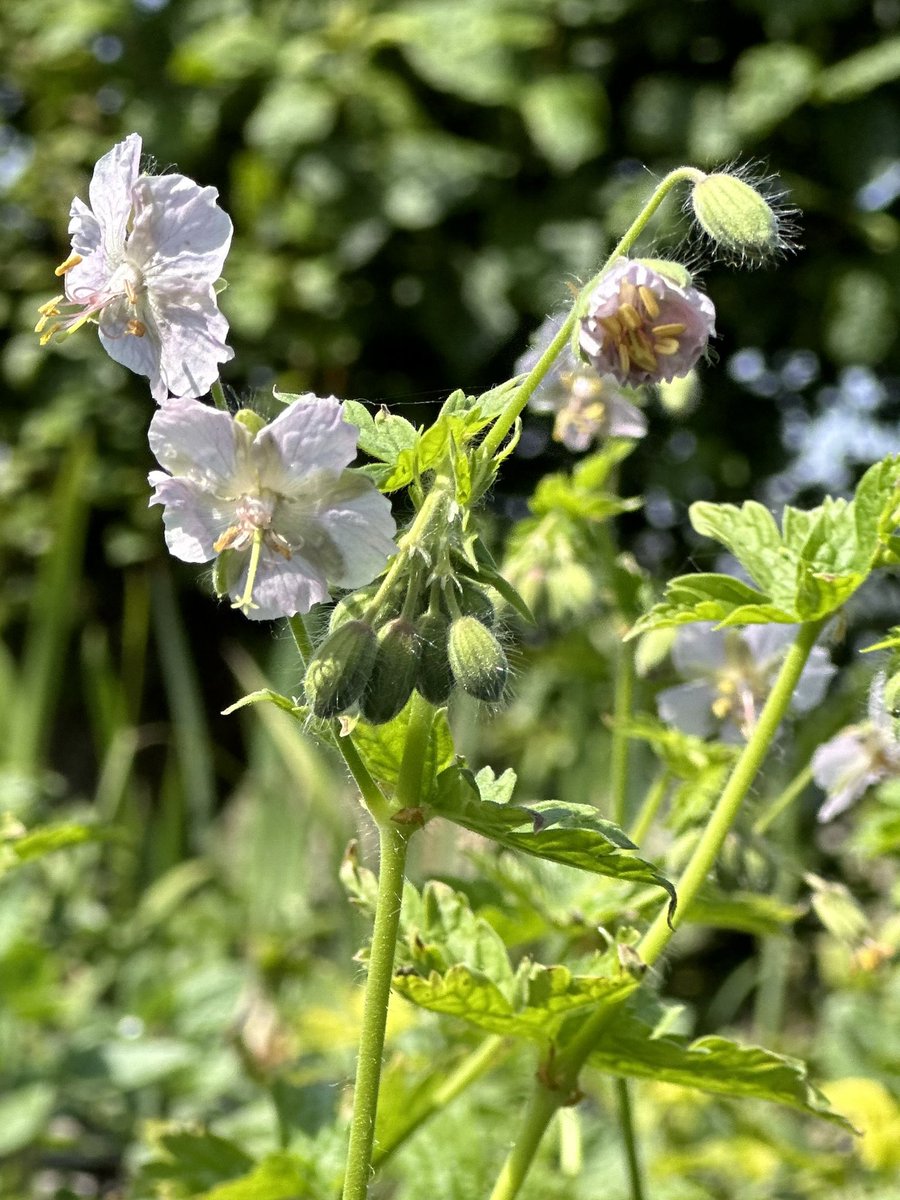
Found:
<box><xmin>266</xmin><ymin>531</ymin><xmax>293</xmax><ymax>559</ymax></box>
<box><xmin>626</xmin><ymin>333</ymin><xmax>658</xmax><ymax>371</ymax></box>
<box><xmin>653</xmin><ymin>338</ymin><xmax>680</xmax><ymax>355</ymax></box>
<box><xmin>618</xmin><ymin>342</ymin><xmax>630</xmax><ymax>374</ymax></box>
<box><xmin>54</xmin><ymin>253</ymin><xmax>83</xmax><ymax>277</ymax></box>
<box><xmin>618</xmin><ymin>303</ymin><xmax>642</xmax><ymax>331</ymax></box>
<box><xmin>38</xmin><ymin>296</ymin><xmax>64</xmax><ymax>316</ymax></box>
<box><xmin>651</xmin><ymin>322</ymin><xmax>687</xmax><ymax>337</ymax></box>
<box><xmin>213</xmin><ymin>525</ymin><xmax>241</xmax><ymax>553</ymax></box>
<box><xmin>638</xmin><ymin>286</ymin><xmax>660</xmax><ymax>319</ymax></box>
<box><xmin>124</xmin><ymin>278</ymin><xmax>139</xmax><ymax>305</ymax></box>
<box><xmin>125</xmin><ymin>319</ymin><xmax>146</xmax><ymax>337</ymax></box>
<box><xmin>231</xmin><ymin>527</ymin><xmax>264</xmax><ymax>614</ymax></box>
<box><xmin>598</xmin><ymin>316</ymin><xmax>622</xmax><ymax>339</ymax></box>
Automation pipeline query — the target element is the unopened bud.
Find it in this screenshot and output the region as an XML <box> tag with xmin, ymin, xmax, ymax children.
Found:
<box><xmin>234</xmin><ymin>409</ymin><xmax>267</xmax><ymax>436</ymax></box>
<box><xmin>690</xmin><ymin>173</ymin><xmax>781</xmax><ymax>262</ymax></box>
<box><xmin>448</xmin><ymin>616</ymin><xmax>508</xmax><ymax>702</ymax></box>
<box><xmin>634</xmin><ymin>258</ymin><xmax>693</xmax><ymax>288</ymax></box>
<box><xmin>360</xmin><ymin>617</ymin><xmax>421</xmax><ymax>725</ymax></box>
<box><xmin>458</xmin><ymin>582</ymin><xmax>496</xmax><ymax>628</ymax></box>
<box><xmin>304</xmin><ymin>620</ymin><xmax>377</xmax><ymax>718</ymax></box>
<box><xmin>416</xmin><ymin>611</ymin><xmax>454</xmax><ymax>706</ymax></box>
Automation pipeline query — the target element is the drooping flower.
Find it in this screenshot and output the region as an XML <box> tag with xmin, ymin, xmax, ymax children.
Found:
<box><xmin>148</xmin><ymin>393</ymin><xmax>397</xmax><ymax>621</ymax></box>
<box><xmin>657</xmin><ymin>622</ymin><xmax>836</xmax><ymax>742</ymax></box>
<box><xmin>516</xmin><ymin>314</ymin><xmax>646</xmax><ymax>452</ymax></box>
<box><xmin>36</xmin><ymin>133</ymin><xmax>233</xmax><ymax>403</ymax></box>
<box><xmin>812</xmin><ymin>672</ymin><xmax>900</xmax><ymax>822</ymax></box>
<box><xmin>579</xmin><ymin>258</ymin><xmax>715</xmax><ymax>387</ymax></box>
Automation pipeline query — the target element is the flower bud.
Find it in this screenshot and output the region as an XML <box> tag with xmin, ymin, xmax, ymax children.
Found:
<box><xmin>304</xmin><ymin>620</ymin><xmax>377</xmax><ymax>718</ymax></box>
<box><xmin>416</xmin><ymin>611</ymin><xmax>454</xmax><ymax>706</ymax></box>
<box><xmin>690</xmin><ymin>173</ymin><xmax>782</xmax><ymax>262</ymax></box>
<box><xmin>458</xmin><ymin>581</ymin><xmax>496</xmax><ymax>628</ymax></box>
<box><xmin>360</xmin><ymin>617</ymin><xmax>421</xmax><ymax>725</ymax></box>
<box><xmin>448</xmin><ymin>616</ymin><xmax>508</xmax><ymax>702</ymax></box>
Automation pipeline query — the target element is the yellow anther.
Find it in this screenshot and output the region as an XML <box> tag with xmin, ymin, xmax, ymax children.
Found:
<box><xmin>653</xmin><ymin>338</ymin><xmax>680</xmax><ymax>356</ymax></box>
<box><xmin>626</xmin><ymin>332</ymin><xmax>657</xmax><ymax>372</ymax></box>
<box><xmin>599</xmin><ymin>316</ymin><xmax>622</xmax><ymax>339</ymax></box>
<box><xmin>38</xmin><ymin>295</ymin><xmax>64</xmax><ymax>316</ymax></box>
<box><xmin>618</xmin><ymin>303</ymin><xmax>642</xmax><ymax>331</ymax></box>
<box><xmin>618</xmin><ymin>342</ymin><xmax>630</xmax><ymax>374</ymax></box>
<box><xmin>711</xmin><ymin>696</ymin><xmax>732</xmax><ymax>720</ymax></box>
<box><xmin>651</xmin><ymin>322</ymin><xmax>686</xmax><ymax>337</ymax></box>
<box><xmin>638</xmin><ymin>286</ymin><xmax>660</xmax><ymax>319</ymax></box>
<box><xmin>38</xmin><ymin>325</ymin><xmax>61</xmax><ymax>345</ymax></box>
<box><xmin>620</xmin><ymin>281</ymin><xmax>638</xmax><ymax>307</ymax></box>
<box><xmin>213</xmin><ymin>525</ymin><xmax>240</xmax><ymax>553</ymax></box>
<box><xmin>54</xmin><ymin>253</ymin><xmax>83</xmax><ymax>277</ymax></box>
<box><xmin>125</xmin><ymin>319</ymin><xmax>146</xmax><ymax>337</ymax></box>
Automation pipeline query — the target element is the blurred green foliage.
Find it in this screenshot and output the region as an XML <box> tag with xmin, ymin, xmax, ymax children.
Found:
<box><xmin>2</xmin><ymin>0</ymin><xmax>900</xmax><ymax>1196</ymax></box>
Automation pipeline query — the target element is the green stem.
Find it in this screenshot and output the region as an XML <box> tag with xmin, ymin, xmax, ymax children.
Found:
<box><xmin>752</xmin><ymin>763</ymin><xmax>813</xmax><ymax>836</ymax></box>
<box><xmin>342</xmin><ymin>694</ymin><xmax>434</xmax><ymax>1199</ymax></box>
<box><xmin>610</xmin><ymin>641</ymin><xmax>636</xmax><ymax>827</ymax></box>
<box><xmin>488</xmin><ymin>1086</ymin><xmax>561</xmax><ymax>1200</ymax></box>
<box><xmin>373</xmin><ymin>1035</ymin><xmax>509</xmax><ymax>1169</ymax></box>
<box><xmin>616</xmin><ymin>1079</ymin><xmax>646</xmax><ymax>1200</ymax></box>
<box><xmin>754</xmin><ymin>798</ymin><xmax>801</xmax><ymax>1043</ymax></box>
<box><xmin>638</xmin><ymin>617</ymin><xmax>827</xmax><ymax>967</ymax></box>
<box><xmin>480</xmin><ymin>165</ymin><xmax>705</xmax><ymax>462</ymax></box>
<box><xmin>628</xmin><ymin>770</ymin><xmax>671</xmax><ymax>846</ymax></box>
<box><xmin>486</xmin><ymin>617</ymin><xmax>828</xmax><ymax>1200</ymax></box>
<box><xmin>288</xmin><ymin>614</ymin><xmax>392</xmax><ymax>826</ymax></box>
<box><xmin>342</xmin><ymin>822</ymin><xmax>410</xmax><ymax>1200</ymax></box>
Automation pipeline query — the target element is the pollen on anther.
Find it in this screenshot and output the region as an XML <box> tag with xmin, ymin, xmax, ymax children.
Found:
<box><xmin>638</xmin><ymin>286</ymin><xmax>660</xmax><ymax>319</ymax></box>
<box><xmin>618</xmin><ymin>343</ymin><xmax>630</xmax><ymax>374</ymax></box>
<box><xmin>652</xmin><ymin>322</ymin><xmax>687</xmax><ymax>337</ymax></box>
<box><xmin>54</xmin><ymin>254</ymin><xmax>83</xmax><ymax>277</ymax></box>
<box><xmin>618</xmin><ymin>303</ymin><xmax>642</xmax><ymax>331</ymax></box>
<box><xmin>125</xmin><ymin>319</ymin><xmax>147</xmax><ymax>337</ymax></box>
<box><xmin>654</xmin><ymin>338</ymin><xmax>680</xmax><ymax>355</ymax></box>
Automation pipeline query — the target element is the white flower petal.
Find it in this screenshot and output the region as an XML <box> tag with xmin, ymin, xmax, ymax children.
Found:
<box><xmin>742</xmin><ymin>623</ymin><xmax>796</xmax><ymax>665</ymax></box>
<box><xmin>64</xmin><ymin>249</ymin><xmax>112</xmax><ymax>306</ymax></box>
<box><xmin>813</xmin><ymin>730</ymin><xmax>881</xmax><ymax>822</ymax></box>
<box><xmin>148</xmin><ymin>289</ymin><xmax>234</xmax><ymax>401</ymax></box>
<box><xmin>657</xmin><ymin>679</ymin><xmax>717</xmax><ymax>738</ymax></box>
<box><xmin>671</xmin><ymin>623</ymin><xmax>727</xmax><ymax>675</ymax></box>
<box><xmin>129</xmin><ymin>173</ymin><xmax>233</xmax><ymax>285</ymax></box>
<box><xmin>88</xmin><ymin>133</ymin><xmax>141</xmax><ymax>259</ymax></box>
<box><xmin>148</xmin><ymin>475</ymin><xmax>230</xmax><ymax>562</ymax></box>
<box><xmin>312</xmin><ymin>473</ymin><xmax>398</xmax><ymax>588</ymax></box>
<box><xmin>148</xmin><ymin>396</ymin><xmax>245</xmax><ymax>489</ymax></box>
<box><xmin>791</xmin><ymin>647</ymin><xmax>838</xmax><ymax>713</ymax></box>
<box><xmin>258</xmin><ymin>395</ymin><xmax>358</xmax><ymax>487</ymax></box>
<box><xmin>99</xmin><ymin>299</ymin><xmax>164</xmax><ymax>396</ymax></box>
<box><xmin>233</xmin><ymin>549</ymin><xmax>331</xmax><ymax>621</ymax></box>
<box><xmin>67</xmin><ymin>196</ymin><xmax>102</xmax><ymax>259</ymax></box>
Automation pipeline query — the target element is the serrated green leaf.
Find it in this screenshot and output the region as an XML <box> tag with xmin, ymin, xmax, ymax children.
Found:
<box><xmin>626</xmin><ymin>574</ymin><xmax>791</xmax><ymax>638</ymax></box>
<box><xmin>394</xmin><ymin>959</ymin><xmax>636</xmax><ymax>1041</ymax></box>
<box><xmin>351</xmin><ymin>700</ymin><xmax>454</xmax><ymax>800</ymax></box>
<box><xmin>584</xmin><ymin>995</ymin><xmax>853</xmax><ymax>1129</ymax></box>
<box><xmin>342</xmin><ymin>400</ymin><xmax>419</xmax><ymax>464</ymax></box>
<box><xmin>689</xmin><ymin>501</ymin><xmax>796</xmax><ymax>603</ymax></box>
<box><xmin>140</xmin><ymin>1129</ymin><xmax>254</xmax><ymax>1194</ymax></box>
<box><xmin>199</xmin><ymin>1152</ymin><xmax>320</xmax><ymax>1199</ymax></box>
<box><xmin>430</xmin><ymin>766</ymin><xmax>676</xmax><ymax>917</ymax></box>
<box><xmin>688</xmin><ymin>886</ymin><xmax>804</xmax><ymax>936</ymax></box>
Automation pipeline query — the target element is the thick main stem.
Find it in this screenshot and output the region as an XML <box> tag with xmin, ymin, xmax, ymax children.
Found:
<box><xmin>342</xmin><ymin>822</ymin><xmax>410</xmax><ymax>1200</ymax></box>
<box><xmin>487</xmin><ymin>617</ymin><xmax>828</xmax><ymax>1200</ymax></box>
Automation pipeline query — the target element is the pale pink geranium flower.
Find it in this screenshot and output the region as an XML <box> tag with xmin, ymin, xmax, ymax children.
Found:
<box><xmin>36</xmin><ymin>133</ymin><xmax>233</xmax><ymax>403</ymax></box>
<box><xmin>516</xmin><ymin>314</ymin><xmax>647</xmax><ymax>452</ymax></box>
<box><xmin>813</xmin><ymin>672</ymin><xmax>900</xmax><ymax>822</ymax></box>
<box><xmin>148</xmin><ymin>394</ymin><xmax>397</xmax><ymax>621</ymax></box>
<box><xmin>580</xmin><ymin>259</ymin><xmax>715</xmax><ymax>388</ymax></box>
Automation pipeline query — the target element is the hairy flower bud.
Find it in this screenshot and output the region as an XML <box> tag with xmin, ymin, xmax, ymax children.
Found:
<box><xmin>458</xmin><ymin>582</ymin><xmax>496</xmax><ymax>628</ymax></box>
<box><xmin>360</xmin><ymin>617</ymin><xmax>421</xmax><ymax>725</ymax></box>
<box><xmin>416</xmin><ymin>611</ymin><xmax>454</xmax><ymax>706</ymax></box>
<box><xmin>689</xmin><ymin>171</ymin><xmax>794</xmax><ymax>264</ymax></box>
<box><xmin>304</xmin><ymin>620</ymin><xmax>377</xmax><ymax>718</ymax></box>
<box><xmin>448</xmin><ymin>616</ymin><xmax>508</xmax><ymax>702</ymax></box>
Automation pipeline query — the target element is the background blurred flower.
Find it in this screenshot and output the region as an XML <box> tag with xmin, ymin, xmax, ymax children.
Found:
<box><xmin>813</xmin><ymin>672</ymin><xmax>900</xmax><ymax>821</ymax></box>
<box><xmin>148</xmin><ymin>394</ymin><xmax>396</xmax><ymax>620</ymax></box>
<box><xmin>580</xmin><ymin>258</ymin><xmax>715</xmax><ymax>387</ymax></box>
<box><xmin>657</xmin><ymin>622</ymin><xmax>836</xmax><ymax>741</ymax></box>
<box><xmin>38</xmin><ymin>133</ymin><xmax>233</xmax><ymax>403</ymax></box>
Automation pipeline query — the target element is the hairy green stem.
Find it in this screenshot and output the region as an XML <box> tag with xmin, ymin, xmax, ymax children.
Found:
<box><xmin>342</xmin><ymin>822</ymin><xmax>411</xmax><ymax>1200</ymax></box>
<box><xmin>639</xmin><ymin>617</ymin><xmax>827</xmax><ymax>966</ymax></box>
<box><xmin>628</xmin><ymin>770</ymin><xmax>671</xmax><ymax>846</ymax></box>
<box><xmin>480</xmin><ymin>165</ymin><xmax>705</xmax><ymax>462</ymax></box>
<box><xmin>616</xmin><ymin>1079</ymin><xmax>646</xmax><ymax>1200</ymax></box>
<box><xmin>373</xmin><ymin>1035</ymin><xmax>509</xmax><ymax>1169</ymax></box>
<box><xmin>610</xmin><ymin>641</ymin><xmax>636</xmax><ymax>827</ymax></box>
<box><xmin>288</xmin><ymin>615</ymin><xmax>392</xmax><ymax>825</ymax></box>
<box><xmin>487</xmin><ymin>617</ymin><xmax>828</xmax><ymax>1200</ymax></box>
<box><xmin>342</xmin><ymin>693</ymin><xmax>434</xmax><ymax>1199</ymax></box>
<box><xmin>210</xmin><ymin>379</ymin><xmax>228</xmax><ymax>410</ymax></box>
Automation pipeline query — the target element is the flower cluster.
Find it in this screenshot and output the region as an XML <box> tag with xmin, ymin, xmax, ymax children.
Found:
<box><xmin>148</xmin><ymin>394</ymin><xmax>397</xmax><ymax>621</ymax></box>
<box><xmin>657</xmin><ymin>622</ymin><xmax>836</xmax><ymax>742</ymax></box>
<box><xmin>36</xmin><ymin>133</ymin><xmax>233</xmax><ymax>403</ymax></box>
<box><xmin>579</xmin><ymin>258</ymin><xmax>715</xmax><ymax>388</ymax></box>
